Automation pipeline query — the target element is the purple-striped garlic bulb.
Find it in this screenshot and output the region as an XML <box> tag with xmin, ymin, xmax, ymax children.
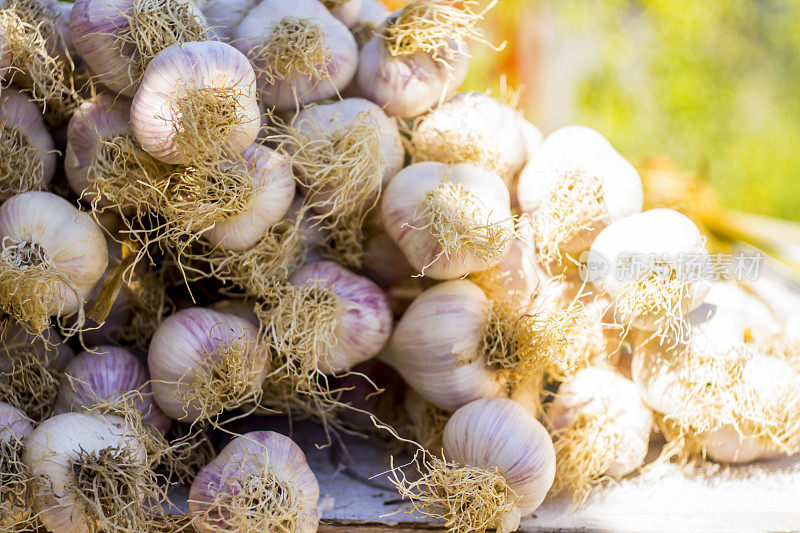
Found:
<box><xmin>547</xmin><ymin>366</ymin><xmax>653</xmax><ymax>502</ymax></box>
<box><xmin>0</xmin><ymin>402</ymin><xmax>35</xmax><ymax>531</ymax></box>
<box><xmin>148</xmin><ymin>307</ymin><xmax>266</xmax><ymax>423</ymax></box>
<box><xmin>409</xmin><ymin>92</ymin><xmax>542</xmax><ymax>194</ymax></box>
<box><xmin>393</xmin><ymin>398</ymin><xmax>555</xmax><ymax>533</ymax></box>
<box><xmin>516</xmin><ymin>125</ymin><xmax>643</xmax><ymax>274</ymax></box>
<box><xmin>233</xmin><ymin>0</ymin><xmax>357</xmax><ymax>111</ymax></box>
<box><xmin>23</xmin><ymin>412</ymin><xmax>154</xmax><ymax>533</ymax></box>
<box><xmin>588</xmin><ymin>208</ymin><xmax>711</xmax><ymax>342</ymax></box>
<box><xmin>200</xmin><ymin>0</ymin><xmax>255</xmax><ymax>41</ymax></box>
<box><xmin>382</xmin><ymin>161</ymin><xmax>514</xmax><ymax>279</ymax></box>
<box><xmin>70</xmin><ymin>0</ymin><xmax>208</xmax><ymax>96</ymax></box>
<box><xmin>357</xmin><ymin>0</ymin><xmax>491</xmax><ymax>117</ymax></box>
<box><xmin>55</xmin><ymin>346</ymin><xmax>171</xmax><ymax>434</ymax></box>
<box><xmin>0</xmin><ymin>191</ymin><xmax>108</xmax><ymax>335</ymax></box>
<box><xmin>189</xmin><ymin>431</ymin><xmax>320</xmax><ymax>532</ymax></box>
<box><xmin>259</xmin><ymin>260</ymin><xmax>392</xmax><ymax>377</ymax></box>
<box><xmin>0</xmin><ymin>88</ymin><xmax>56</xmax><ymax>200</ymax></box>
<box><xmin>131</xmin><ymin>40</ymin><xmax>260</xmax><ymax>165</ymax></box>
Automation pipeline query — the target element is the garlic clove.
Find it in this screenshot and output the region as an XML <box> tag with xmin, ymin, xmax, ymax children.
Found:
<box><xmin>131</xmin><ymin>40</ymin><xmax>260</xmax><ymax>165</ymax></box>
<box><xmin>233</xmin><ymin>0</ymin><xmax>358</xmax><ymax>111</ymax></box>
<box><xmin>382</xmin><ymin>161</ymin><xmax>514</xmax><ymax>279</ymax></box>
<box><xmin>0</xmin><ymin>88</ymin><xmax>56</xmax><ymax>200</ymax></box>
<box><xmin>189</xmin><ymin>430</ymin><xmax>320</xmax><ymax>532</ymax></box>
<box><xmin>201</xmin><ymin>144</ymin><xmax>295</xmax><ymax>251</ymax></box>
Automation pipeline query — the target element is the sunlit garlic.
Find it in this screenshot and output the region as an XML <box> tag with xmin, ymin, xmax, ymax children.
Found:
<box><xmin>548</xmin><ymin>366</ymin><xmax>653</xmax><ymax>502</ymax></box>
<box><xmin>382</xmin><ymin>161</ymin><xmax>514</xmax><ymax>279</ymax></box>
<box><xmin>0</xmin><ymin>87</ymin><xmax>56</xmax><ymax>200</ymax></box>
<box><xmin>517</xmin><ymin>125</ymin><xmax>643</xmax><ymax>273</ymax></box>
<box><xmin>0</xmin><ymin>191</ymin><xmax>108</xmax><ymax>335</ymax></box>
<box><xmin>70</xmin><ymin>0</ymin><xmax>208</xmax><ymax>96</ymax></box>
<box><xmin>392</xmin><ymin>398</ymin><xmax>555</xmax><ymax>533</ymax></box>
<box><xmin>148</xmin><ymin>307</ymin><xmax>265</xmax><ymax>423</ymax></box>
<box><xmin>189</xmin><ymin>431</ymin><xmax>320</xmax><ymax>532</ymax></box>
<box><xmin>131</xmin><ymin>40</ymin><xmax>260</xmax><ymax>165</ymax></box>
<box><xmin>233</xmin><ymin>0</ymin><xmax>358</xmax><ymax>110</ymax></box>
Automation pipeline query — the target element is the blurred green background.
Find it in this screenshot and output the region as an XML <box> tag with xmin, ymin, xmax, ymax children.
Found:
<box><xmin>454</xmin><ymin>0</ymin><xmax>800</xmax><ymax>222</ymax></box>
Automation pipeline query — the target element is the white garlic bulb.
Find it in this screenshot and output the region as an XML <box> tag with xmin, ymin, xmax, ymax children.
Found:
<box><xmin>0</xmin><ymin>401</ymin><xmax>34</xmax><ymax>531</ymax></box>
<box><xmin>357</xmin><ymin>0</ymin><xmax>476</xmax><ymax>117</ymax></box>
<box><xmin>379</xmin><ymin>280</ymin><xmax>506</xmax><ymax>411</ymax></box>
<box><xmin>517</xmin><ymin>125</ymin><xmax>643</xmax><ymax>271</ymax></box>
<box><xmin>189</xmin><ymin>431</ymin><xmax>320</xmax><ymax>532</ymax></box>
<box><xmin>200</xmin><ymin>144</ymin><xmax>295</xmax><ymax>251</ymax></box>
<box><xmin>64</xmin><ymin>92</ymin><xmax>133</xmax><ymax>201</ymax></box>
<box><xmin>410</xmin><ymin>92</ymin><xmax>542</xmax><ymax>192</ymax></box>
<box><xmin>233</xmin><ymin>0</ymin><xmax>358</xmax><ymax>111</ymax></box>
<box><xmin>70</xmin><ymin>0</ymin><xmax>208</xmax><ymax>96</ymax></box>
<box><xmin>396</xmin><ymin>398</ymin><xmax>555</xmax><ymax>533</ymax></box>
<box><xmin>148</xmin><ymin>307</ymin><xmax>265</xmax><ymax>422</ymax></box>
<box><xmin>362</xmin><ymin>231</ymin><xmax>414</xmax><ymax>288</ymax></box>
<box><xmin>131</xmin><ymin>40</ymin><xmax>260</xmax><ymax>164</ymax></box>
<box><xmin>350</xmin><ymin>0</ymin><xmax>388</xmax><ymax>48</ymax></box>
<box><xmin>382</xmin><ymin>161</ymin><xmax>514</xmax><ymax>279</ymax></box>
<box><xmin>588</xmin><ymin>208</ymin><xmax>711</xmax><ymax>337</ymax></box>
<box><xmin>0</xmin><ymin>87</ymin><xmax>56</xmax><ymax>200</ymax></box>
<box><xmin>201</xmin><ymin>0</ymin><xmax>257</xmax><ymax>41</ymax></box>
<box><xmin>23</xmin><ymin>412</ymin><xmax>148</xmax><ymax>533</ymax></box>
<box><xmin>55</xmin><ymin>345</ymin><xmax>172</xmax><ymax>434</ymax></box>
<box><xmin>548</xmin><ymin>366</ymin><xmax>653</xmax><ymax>499</ymax></box>
<box><xmin>0</xmin><ymin>191</ymin><xmax>108</xmax><ymax>334</ymax></box>
<box><xmin>325</xmin><ymin>0</ymin><xmax>360</xmax><ymax>28</ymax></box>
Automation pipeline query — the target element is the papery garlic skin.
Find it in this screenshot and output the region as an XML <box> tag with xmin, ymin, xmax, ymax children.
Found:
<box><xmin>444</xmin><ymin>398</ymin><xmax>556</xmax><ymax>531</ymax></box>
<box><xmin>380</xmin><ymin>280</ymin><xmax>505</xmax><ymax>411</ymax></box>
<box><xmin>353</xmin><ymin>0</ymin><xmax>388</xmax><ymax>42</ymax></box>
<box><xmin>0</xmin><ymin>88</ymin><xmax>56</xmax><ymax>197</ymax></box>
<box><xmin>411</xmin><ymin>92</ymin><xmax>541</xmax><ymax>190</ymax></box>
<box><xmin>290</xmin><ymin>260</ymin><xmax>392</xmax><ymax>374</ymax></box>
<box><xmin>358</xmin><ymin>24</ymin><xmax>469</xmax><ymax>118</ymax></box>
<box><xmin>362</xmin><ymin>231</ymin><xmax>414</xmax><ymax>288</ymax></box>
<box><xmin>131</xmin><ymin>40</ymin><xmax>260</xmax><ymax>164</ymax></box>
<box><xmin>201</xmin><ymin>0</ymin><xmax>257</xmax><ymax>41</ymax></box>
<box><xmin>589</xmin><ymin>209</ymin><xmax>711</xmax><ymax>331</ymax></box>
<box><xmin>291</xmin><ymin>97</ymin><xmax>404</xmax><ymax>189</ymax></box>
<box><xmin>700</xmin><ymin>281</ymin><xmax>780</xmax><ymax>343</ymax></box>
<box><xmin>0</xmin><ymin>191</ymin><xmax>108</xmax><ymax>315</ymax></box>
<box><xmin>202</xmin><ymin>144</ymin><xmax>295</xmax><ymax>251</ymax></box>
<box><xmin>148</xmin><ymin>307</ymin><xmax>262</xmax><ymax>422</ymax></box>
<box><xmin>189</xmin><ymin>431</ymin><xmax>320</xmax><ymax>533</ymax></box>
<box><xmin>0</xmin><ymin>401</ymin><xmax>32</xmax><ymax>441</ymax></box>
<box><xmin>64</xmin><ymin>92</ymin><xmax>132</xmax><ymax>199</ymax></box>
<box><xmin>55</xmin><ymin>346</ymin><xmax>172</xmax><ymax>434</ymax></box>
<box><xmin>70</xmin><ymin>0</ymin><xmax>208</xmax><ymax>97</ymax></box>
<box><xmin>326</xmin><ymin>0</ymin><xmax>360</xmax><ymax>28</ymax></box>
<box><xmin>549</xmin><ymin>367</ymin><xmax>653</xmax><ymax>479</ymax></box>
<box><xmin>23</xmin><ymin>412</ymin><xmax>147</xmax><ymax>533</ymax></box>
<box><xmin>1</xmin><ymin>319</ymin><xmax>75</xmax><ymax>367</ymax></box>
<box><xmin>382</xmin><ymin>161</ymin><xmax>513</xmax><ymax>279</ymax></box>
<box><xmin>233</xmin><ymin>0</ymin><xmax>358</xmax><ymax>110</ymax></box>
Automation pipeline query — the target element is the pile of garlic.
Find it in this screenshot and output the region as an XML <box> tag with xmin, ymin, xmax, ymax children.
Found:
<box><xmin>0</xmin><ymin>0</ymin><xmax>798</xmax><ymax>532</ymax></box>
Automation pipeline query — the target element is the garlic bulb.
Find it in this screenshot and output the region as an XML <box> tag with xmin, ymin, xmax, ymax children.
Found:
<box><xmin>131</xmin><ymin>40</ymin><xmax>260</xmax><ymax>164</ymax></box>
<box><xmin>548</xmin><ymin>366</ymin><xmax>653</xmax><ymax>501</ymax></box>
<box><xmin>23</xmin><ymin>412</ymin><xmax>151</xmax><ymax>533</ymax></box>
<box><xmin>0</xmin><ymin>87</ymin><xmax>56</xmax><ymax>200</ymax></box>
<box><xmin>148</xmin><ymin>307</ymin><xmax>265</xmax><ymax>422</ymax></box>
<box><xmin>324</xmin><ymin>0</ymin><xmax>360</xmax><ymax>28</ymax></box>
<box><xmin>189</xmin><ymin>431</ymin><xmax>320</xmax><ymax>532</ymax></box>
<box><xmin>0</xmin><ymin>191</ymin><xmax>108</xmax><ymax>334</ymax></box>
<box><xmin>409</xmin><ymin>92</ymin><xmax>542</xmax><ymax>192</ymax></box>
<box><xmin>0</xmin><ymin>402</ymin><xmax>34</xmax><ymax>531</ymax></box>
<box><xmin>56</xmin><ymin>345</ymin><xmax>172</xmax><ymax>434</ymax></box>
<box><xmin>357</xmin><ymin>0</ymin><xmax>482</xmax><ymax>117</ymax></box>
<box><xmin>379</xmin><ymin>280</ymin><xmax>505</xmax><ymax>412</ymax></box>
<box><xmin>1</xmin><ymin>317</ymin><xmax>75</xmax><ymax>368</ymax></box>
<box><xmin>201</xmin><ymin>0</ymin><xmax>257</xmax><ymax>41</ymax></box>
<box><xmin>517</xmin><ymin>125</ymin><xmax>643</xmax><ymax>272</ymax></box>
<box><xmin>382</xmin><ymin>161</ymin><xmax>514</xmax><ymax>279</ymax></box>
<box><xmin>588</xmin><ymin>208</ymin><xmax>711</xmax><ymax>340</ymax></box>
<box><xmin>394</xmin><ymin>398</ymin><xmax>555</xmax><ymax>533</ymax></box>
<box><xmin>260</xmin><ymin>260</ymin><xmax>392</xmax><ymax>377</ymax></box>
<box><xmin>70</xmin><ymin>0</ymin><xmax>208</xmax><ymax>96</ymax></box>
<box><xmin>199</xmin><ymin>143</ymin><xmax>295</xmax><ymax>251</ymax></box>
<box><xmin>350</xmin><ymin>0</ymin><xmax>388</xmax><ymax>48</ymax></box>
<box><xmin>362</xmin><ymin>231</ymin><xmax>414</xmax><ymax>288</ymax></box>
<box><xmin>233</xmin><ymin>0</ymin><xmax>357</xmax><ymax>111</ymax></box>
